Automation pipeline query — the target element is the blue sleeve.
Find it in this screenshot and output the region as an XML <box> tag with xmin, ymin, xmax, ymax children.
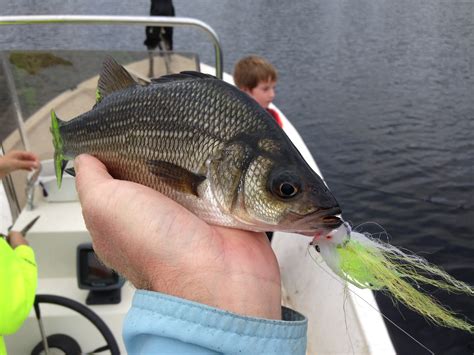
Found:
<box><xmin>123</xmin><ymin>290</ymin><xmax>307</xmax><ymax>354</ymax></box>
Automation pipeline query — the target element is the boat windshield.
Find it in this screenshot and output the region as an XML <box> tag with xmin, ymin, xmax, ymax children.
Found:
<box><xmin>0</xmin><ymin>50</ymin><xmax>200</xmax><ymax>217</ymax></box>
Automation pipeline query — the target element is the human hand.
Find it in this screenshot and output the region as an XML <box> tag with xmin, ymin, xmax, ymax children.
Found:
<box><xmin>75</xmin><ymin>154</ymin><xmax>282</xmax><ymax>320</ymax></box>
<box><xmin>0</xmin><ymin>150</ymin><xmax>39</xmax><ymax>179</ymax></box>
<box><xmin>7</xmin><ymin>231</ymin><xmax>29</xmax><ymax>249</ymax></box>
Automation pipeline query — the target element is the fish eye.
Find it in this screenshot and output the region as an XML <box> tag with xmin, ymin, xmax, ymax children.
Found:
<box><xmin>270</xmin><ymin>171</ymin><xmax>301</xmax><ymax>199</ymax></box>
<box><xmin>279</xmin><ymin>182</ymin><xmax>298</xmax><ymax>198</ymax></box>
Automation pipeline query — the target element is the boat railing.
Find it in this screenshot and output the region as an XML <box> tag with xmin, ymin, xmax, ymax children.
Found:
<box><xmin>0</xmin><ymin>15</ymin><xmax>223</xmax><ymax>78</ymax></box>
<box><xmin>0</xmin><ymin>15</ymin><xmax>223</xmax><ymax>220</ymax></box>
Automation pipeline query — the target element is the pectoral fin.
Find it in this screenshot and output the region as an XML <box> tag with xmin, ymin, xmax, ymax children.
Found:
<box><xmin>147</xmin><ymin>160</ymin><xmax>206</xmax><ymax>197</ymax></box>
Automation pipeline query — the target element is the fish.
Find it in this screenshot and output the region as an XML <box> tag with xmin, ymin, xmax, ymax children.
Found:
<box><xmin>50</xmin><ymin>56</ymin><xmax>342</xmax><ymax>234</ymax></box>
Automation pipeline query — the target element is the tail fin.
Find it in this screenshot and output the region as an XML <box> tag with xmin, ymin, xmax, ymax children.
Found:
<box><xmin>50</xmin><ymin>110</ymin><xmax>66</xmax><ymax>188</ymax></box>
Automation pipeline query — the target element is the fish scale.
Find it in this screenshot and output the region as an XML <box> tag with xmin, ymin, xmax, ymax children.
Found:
<box><xmin>51</xmin><ymin>56</ymin><xmax>341</xmax><ymax>233</ymax></box>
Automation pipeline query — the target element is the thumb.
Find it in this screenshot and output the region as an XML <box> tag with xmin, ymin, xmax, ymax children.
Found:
<box><xmin>74</xmin><ymin>154</ymin><xmax>112</xmax><ymax>203</ymax></box>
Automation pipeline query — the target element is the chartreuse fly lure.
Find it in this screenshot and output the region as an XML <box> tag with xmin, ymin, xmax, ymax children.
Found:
<box><xmin>312</xmin><ymin>223</ymin><xmax>474</xmax><ymax>333</ymax></box>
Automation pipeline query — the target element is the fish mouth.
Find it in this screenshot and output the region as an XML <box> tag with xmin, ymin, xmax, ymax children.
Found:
<box><xmin>320</xmin><ymin>207</ymin><xmax>343</xmax><ymax>228</ymax></box>
<box><xmin>288</xmin><ymin>206</ymin><xmax>343</xmax><ymax>235</ymax></box>
<box><xmin>323</xmin><ymin>216</ymin><xmax>343</xmax><ymax>229</ymax></box>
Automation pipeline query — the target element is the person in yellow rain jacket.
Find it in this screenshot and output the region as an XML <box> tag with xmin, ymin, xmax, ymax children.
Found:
<box><xmin>0</xmin><ymin>232</ymin><xmax>37</xmax><ymax>355</ymax></box>
<box><xmin>0</xmin><ymin>150</ymin><xmax>39</xmax><ymax>354</ymax></box>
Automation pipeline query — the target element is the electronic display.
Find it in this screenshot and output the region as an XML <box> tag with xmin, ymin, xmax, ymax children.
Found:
<box><xmin>77</xmin><ymin>243</ymin><xmax>123</xmax><ymax>291</ymax></box>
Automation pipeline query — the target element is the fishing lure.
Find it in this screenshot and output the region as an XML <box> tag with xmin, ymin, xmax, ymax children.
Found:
<box><xmin>311</xmin><ymin>222</ymin><xmax>474</xmax><ymax>333</ymax></box>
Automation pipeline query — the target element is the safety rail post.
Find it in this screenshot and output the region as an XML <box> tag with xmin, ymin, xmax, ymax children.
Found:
<box><xmin>0</xmin><ymin>15</ymin><xmax>223</xmax><ymax>174</ymax></box>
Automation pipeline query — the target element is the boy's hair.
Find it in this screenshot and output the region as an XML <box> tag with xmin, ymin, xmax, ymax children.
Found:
<box><xmin>233</xmin><ymin>55</ymin><xmax>278</xmax><ymax>90</ymax></box>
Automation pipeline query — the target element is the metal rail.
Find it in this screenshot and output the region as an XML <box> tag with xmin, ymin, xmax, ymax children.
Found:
<box><xmin>0</xmin><ymin>15</ymin><xmax>223</xmax><ymax>79</ymax></box>
<box><xmin>1</xmin><ymin>54</ymin><xmax>31</xmax><ymax>151</ymax></box>
<box><xmin>0</xmin><ymin>15</ymin><xmax>223</xmax><ymax>219</ymax></box>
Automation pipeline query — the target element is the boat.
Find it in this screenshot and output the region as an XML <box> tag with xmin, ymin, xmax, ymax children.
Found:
<box><xmin>0</xmin><ymin>15</ymin><xmax>395</xmax><ymax>354</ymax></box>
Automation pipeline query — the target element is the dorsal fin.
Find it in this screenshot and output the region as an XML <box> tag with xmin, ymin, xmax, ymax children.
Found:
<box><xmin>97</xmin><ymin>56</ymin><xmax>137</xmax><ymax>103</ymax></box>
<box><xmin>180</xmin><ymin>71</ymin><xmax>216</xmax><ymax>79</ymax></box>
<box><xmin>150</xmin><ymin>71</ymin><xmax>216</xmax><ymax>85</ymax></box>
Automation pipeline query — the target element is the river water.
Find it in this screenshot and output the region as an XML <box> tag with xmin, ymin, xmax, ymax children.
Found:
<box><xmin>1</xmin><ymin>1</ymin><xmax>473</xmax><ymax>354</ymax></box>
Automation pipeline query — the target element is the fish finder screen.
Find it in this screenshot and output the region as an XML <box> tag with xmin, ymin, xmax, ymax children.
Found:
<box><xmin>86</xmin><ymin>252</ymin><xmax>116</xmax><ymax>285</ymax></box>
<box><xmin>78</xmin><ymin>248</ymin><xmax>119</xmax><ymax>288</ymax></box>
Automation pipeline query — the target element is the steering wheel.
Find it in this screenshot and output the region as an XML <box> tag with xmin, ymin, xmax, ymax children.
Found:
<box><xmin>30</xmin><ymin>294</ymin><xmax>120</xmax><ymax>355</ymax></box>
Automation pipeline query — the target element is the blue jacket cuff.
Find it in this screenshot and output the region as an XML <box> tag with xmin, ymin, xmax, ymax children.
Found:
<box><xmin>124</xmin><ymin>289</ymin><xmax>307</xmax><ymax>354</ymax></box>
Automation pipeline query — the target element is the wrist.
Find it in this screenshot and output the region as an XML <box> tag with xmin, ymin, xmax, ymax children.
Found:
<box><xmin>149</xmin><ymin>265</ymin><xmax>282</xmax><ymax>320</ymax></box>
<box><xmin>7</xmin><ymin>233</ymin><xmax>29</xmax><ymax>248</ymax></box>
<box><xmin>207</xmin><ymin>272</ymin><xmax>282</xmax><ymax>320</ymax></box>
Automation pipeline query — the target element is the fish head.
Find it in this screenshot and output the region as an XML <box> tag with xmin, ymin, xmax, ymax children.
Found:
<box><xmin>210</xmin><ymin>137</ymin><xmax>342</xmax><ymax>235</ymax></box>
<box><xmin>241</xmin><ymin>157</ymin><xmax>342</xmax><ymax>234</ymax></box>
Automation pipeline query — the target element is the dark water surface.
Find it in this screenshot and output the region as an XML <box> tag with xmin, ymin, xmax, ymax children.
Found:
<box><xmin>1</xmin><ymin>1</ymin><xmax>473</xmax><ymax>353</ymax></box>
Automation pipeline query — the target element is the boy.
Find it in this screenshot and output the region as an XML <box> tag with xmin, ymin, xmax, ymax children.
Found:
<box><xmin>233</xmin><ymin>55</ymin><xmax>283</xmax><ymax>128</ymax></box>
<box><xmin>234</xmin><ymin>56</ymin><xmax>281</xmax><ymax>242</ymax></box>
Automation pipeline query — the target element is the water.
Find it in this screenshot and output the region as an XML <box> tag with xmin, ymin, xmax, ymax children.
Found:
<box><xmin>1</xmin><ymin>1</ymin><xmax>473</xmax><ymax>353</ymax></box>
